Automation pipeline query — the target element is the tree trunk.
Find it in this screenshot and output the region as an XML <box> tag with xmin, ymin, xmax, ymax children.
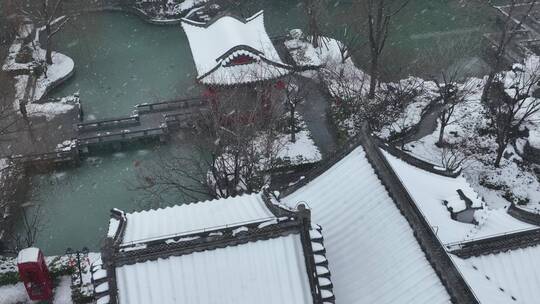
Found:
<box><xmin>290</xmin><ymin>107</ymin><xmax>296</xmax><ymax>143</ymax></box>
<box><xmin>437</xmin><ymin>121</ymin><xmax>446</xmax><ymax>147</ymax></box>
<box><xmin>368</xmin><ymin>55</ymin><xmax>379</xmax><ymax>99</ymax></box>
<box><xmin>306</xmin><ymin>0</ymin><xmax>320</xmax><ymax>48</ymax></box>
<box><xmin>481</xmin><ymin>72</ymin><xmax>496</xmax><ymax>104</ymax></box>
<box><xmin>494</xmin><ymin>141</ymin><xmax>505</xmax><ymax>167</ymax></box>
<box><xmin>45</xmin><ymin>24</ymin><xmax>53</xmax><ymax>65</ymax></box>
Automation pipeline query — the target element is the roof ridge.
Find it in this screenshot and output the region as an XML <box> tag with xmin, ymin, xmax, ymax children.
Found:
<box><xmin>113</xmin><ymin>217</ymin><xmax>302</xmax><ymax>267</ymax></box>
<box><xmin>125</xmin><ymin>192</ymin><xmax>259</xmax><ymax>216</ymax></box>
<box><xmin>508</xmin><ymin>203</ymin><xmax>540</xmax><ymax>225</ymax></box>
<box><xmin>181</xmin><ymin>10</ymin><xmax>264</xmax><ymax>29</ymax></box>
<box><xmin>375</xmin><ymin>138</ymin><xmax>462</xmax><ymax>178</ymax></box>
<box><xmin>449</xmin><ymin>228</ymin><xmax>540</xmax><ymax>258</ymax></box>
<box><xmin>278</xmin><ymin>136</ymin><xmax>365</xmax><ymax>197</ymax></box>
<box><xmin>351</xmin><ymin>125</ymin><xmax>479</xmax><ymax>303</ymax></box>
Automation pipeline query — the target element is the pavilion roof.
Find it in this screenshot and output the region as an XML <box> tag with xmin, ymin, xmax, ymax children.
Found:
<box><xmin>181</xmin><ymin>11</ymin><xmax>291</xmax><ymax>85</ymax></box>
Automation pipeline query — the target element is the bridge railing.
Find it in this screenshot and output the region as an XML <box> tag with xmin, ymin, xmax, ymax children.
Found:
<box><xmin>78</xmin><ymin>127</ymin><xmax>167</xmax><ymax>146</ymax></box>
<box><xmin>137</xmin><ymin>98</ymin><xmax>207</xmax><ymax>114</ymax></box>
<box><xmin>164</xmin><ymin>109</ymin><xmax>209</xmax><ymax>128</ymax></box>
<box><xmin>9</xmin><ymin>149</ymin><xmax>78</xmax><ymax>164</ymax></box>
<box><xmin>77</xmin><ymin>116</ymin><xmax>141</xmax><ymax>133</ymax></box>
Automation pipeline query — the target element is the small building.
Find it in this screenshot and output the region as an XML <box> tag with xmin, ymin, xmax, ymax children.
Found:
<box><xmin>93</xmin><ymin>194</ymin><xmax>334</xmax><ymax>304</ymax></box>
<box><xmin>17</xmin><ymin>247</ymin><xmax>53</xmax><ymax>301</ymax></box>
<box><xmin>182</xmin><ymin>11</ymin><xmax>291</xmax><ymax>85</ymax></box>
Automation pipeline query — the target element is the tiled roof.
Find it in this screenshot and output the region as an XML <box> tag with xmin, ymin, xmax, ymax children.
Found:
<box><xmin>118</xmin><ymin>193</ymin><xmax>276</xmax><ymax>245</ymax></box>
<box><xmin>115</xmin><ymin>234</ymin><xmax>313</xmax><ymax>304</ymax></box>
<box><xmin>101</xmin><ymin>192</ymin><xmax>334</xmax><ymax>304</ymax></box>
<box><xmin>382</xmin><ymin>150</ymin><xmax>537</xmax><ymax>245</ymax></box>
<box><xmin>451</xmin><ymin>244</ymin><xmax>540</xmax><ymax>303</ymax></box>
<box><xmin>181</xmin><ymin>11</ymin><xmax>290</xmax><ymax>85</ymax></box>
<box><xmin>281</xmin><ymin>146</ymin><xmax>452</xmax><ymax>304</ymax></box>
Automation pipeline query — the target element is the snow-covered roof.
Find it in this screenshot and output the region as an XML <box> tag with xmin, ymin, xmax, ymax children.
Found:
<box><xmin>181</xmin><ymin>11</ymin><xmax>290</xmax><ymax>85</ymax></box>
<box><xmin>119</xmin><ymin>193</ymin><xmax>276</xmax><ymax>245</ymax></box>
<box><xmin>451</xmin><ymin>244</ymin><xmax>540</xmax><ymax>304</ymax></box>
<box><xmin>115</xmin><ymin>234</ymin><xmax>313</xmax><ymax>304</ymax></box>
<box><xmin>281</xmin><ymin>146</ymin><xmax>452</xmax><ymax>303</ymax></box>
<box><xmin>16</xmin><ymin>247</ymin><xmax>40</xmax><ymax>264</ymax></box>
<box><xmin>382</xmin><ymin>151</ymin><xmax>537</xmax><ymax>245</ymax></box>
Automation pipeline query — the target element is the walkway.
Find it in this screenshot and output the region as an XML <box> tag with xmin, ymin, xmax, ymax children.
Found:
<box><xmin>297</xmin><ymin>76</ymin><xmax>337</xmax><ymax>156</ymax></box>
<box><xmin>1</xmin><ymin>98</ymin><xmax>208</xmax><ymax>167</ymax></box>
<box><xmin>401</xmin><ymin>102</ymin><xmax>443</xmax><ymax>144</ymax></box>
<box><xmin>0</xmin><ymin>104</ymin><xmax>80</xmax><ymax>162</ymax></box>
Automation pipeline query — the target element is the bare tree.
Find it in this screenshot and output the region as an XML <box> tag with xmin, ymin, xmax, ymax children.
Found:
<box><xmin>282</xmin><ymin>76</ymin><xmax>308</xmax><ymax>143</ymax></box>
<box><xmin>373</xmin><ymin>77</ymin><xmax>425</xmax><ymax>138</ymax></box>
<box><xmin>433</xmin><ymin>81</ymin><xmax>465</xmax><ymax>146</ymax></box>
<box><xmin>19</xmin><ymin>0</ymin><xmax>69</xmax><ymax>64</ymax></box>
<box><xmin>440</xmin><ymin>144</ymin><xmax>468</xmax><ymax>172</ymax></box>
<box><xmin>134</xmin><ymin>75</ymin><xmax>286</xmax><ymax>203</ymax></box>
<box><xmin>425</xmin><ymin>35</ymin><xmax>477</xmax><ymax>147</ymax></box>
<box><xmin>487</xmin><ymin>62</ymin><xmax>540</xmax><ymax>167</ymax></box>
<box><xmin>304</xmin><ymin>0</ymin><xmax>326</xmax><ymax>48</ymax></box>
<box><xmin>357</xmin><ymin>0</ymin><xmax>410</xmax><ymax>99</ymax></box>
<box><xmin>6</xmin><ymin>204</ymin><xmax>46</xmax><ymax>253</ymax></box>
<box><xmin>481</xmin><ymin>0</ymin><xmax>537</xmax><ymax>103</ymax></box>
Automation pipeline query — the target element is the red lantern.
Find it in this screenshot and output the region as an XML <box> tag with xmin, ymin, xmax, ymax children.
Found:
<box><xmin>17</xmin><ymin>248</ymin><xmax>53</xmax><ymax>301</ymax></box>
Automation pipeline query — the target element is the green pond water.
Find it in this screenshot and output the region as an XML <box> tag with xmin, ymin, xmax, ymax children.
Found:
<box><xmin>20</xmin><ymin>0</ymin><xmax>501</xmax><ymax>255</ymax></box>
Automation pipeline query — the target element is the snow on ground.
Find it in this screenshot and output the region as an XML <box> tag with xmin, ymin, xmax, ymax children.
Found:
<box><xmin>210</xmin><ymin>113</ymin><xmax>321</xmax><ymax>196</ymax></box>
<box><xmin>26</xmin><ymin>96</ymin><xmax>77</xmax><ymax>121</ymax></box>
<box><xmin>0</xmin><ymin>276</ymin><xmax>72</xmax><ymax>304</ymax></box>
<box><xmin>275</xmin><ymin>128</ymin><xmax>321</xmax><ymax>165</ymax></box>
<box><xmin>0</xmin><ymin>159</ymin><xmax>7</xmax><ymax>172</ymax></box>
<box><xmin>274</xmin><ymin>114</ymin><xmax>321</xmax><ymax>165</ymax></box>
<box><xmin>52</xmin><ymin>276</ymin><xmax>73</xmax><ymax>304</ymax></box>
<box><xmin>378</xmin><ymin>77</ymin><xmax>438</xmax><ymax>139</ymax></box>
<box><xmin>240</xmin><ymin>113</ymin><xmax>321</xmax><ymax>168</ymax></box>
<box><xmin>0</xmin><ymin>252</ymin><xmax>101</xmax><ymax>304</ymax></box>
<box><xmin>2</xmin><ymin>42</ymin><xmax>25</xmax><ymax>72</ymax></box>
<box><xmin>175</xmin><ymin>0</ymin><xmax>208</xmax><ymax>12</ymax></box>
<box><xmin>285</xmin><ymin>32</ymin><xmax>370</xmax><ymax>98</ymax></box>
<box><xmin>0</xmin><ymin>282</ymin><xmax>29</xmax><ymax>304</ymax></box>
<box><xmin>12</xmin><ymin>75</ymin><xmax>76</xmax><ymax>121</ymax></box>
<box><xmin>136</xmin><ymin>0</ymin><xmax>209</xmax><ymax>20</ymax></box>
<box><xmin>286</xmin><ymin>32</ymin><xmax>540</xmax><ymax>211</ymax></box>
<box><xmin>0</xmin><ymin>159</ymin><xmax>8</xmax><ymax>190</ymax></box>
<box><xmin>285</xmin><ymin>34</ymin><xmax>436</xmax><ymax>140</ymax></box>
<box><xmin>405</xmin><ymin>76</ymin><xmax>540</xmax><ymax>210</ymax></box>
<box><xmin>5</xmin><ymin>43</ymin><xmax>75</xmax><ymax>120</ymax></box>
<box><xmin>33</xmin><ymin>51</ymin><xmax>74</xmax><ymax>101</ymax></box>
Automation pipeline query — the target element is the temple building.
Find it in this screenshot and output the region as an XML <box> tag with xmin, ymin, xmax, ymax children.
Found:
<box><xmin>92</xmin><ymin>127</ymin><xmax>540</xmax><ymax>304</ymax></box>
<box><xmin>92</xmin><ymin>194</ymin><xmax>334</xmax><ymax>304</ymax></box>
<box><xmin>181</xmin><ymin>10</ymin><xmax>291</xmax><ymax>85</ymax></box>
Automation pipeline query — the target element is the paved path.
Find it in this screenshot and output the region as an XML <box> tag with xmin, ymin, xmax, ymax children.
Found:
<box><xmin>297</xmin><ymin>76</ymin><xmax>338</xmax><ymax>157</ymax></box>
<box><xmin>402</xmin><ymin>102</ymin><xmax>443</xmax><ymax>144</ymax></box>
<box><xmin>0</xmin><ymin>105</ymin><xmax>79</xmax><ymax>159</ymax></box>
